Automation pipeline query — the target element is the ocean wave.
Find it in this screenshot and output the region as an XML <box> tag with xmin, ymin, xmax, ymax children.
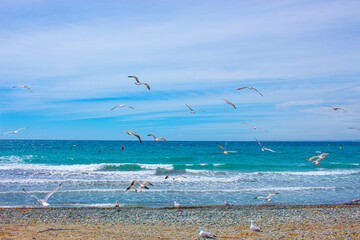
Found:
<box><xmin>0</xmin><ymin>155</ymin><xmax>34</xmax><ymax>164</ymax></box>
<box><xmin>253</xmin><ymin>169</ymin><xmax>360</xmax><ymax>176</ymax></box>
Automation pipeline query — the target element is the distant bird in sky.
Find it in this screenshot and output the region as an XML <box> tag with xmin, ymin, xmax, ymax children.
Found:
<box><xmin>147</xmin><ymin>134</ymin><xmax>166</xmax><ymax>141</ymax></box>
<box><xmin>349</xmin><ymin>127</ymin><xmax>360</xmax><ymax>131</ymax></box>
<box><xmin>324</xmin><ymin>106</ymin><xmax>347</xmax><ymax>112</ymax></box>
<box><xmin>128</xmin><ymin>76</ymin><xmax>150</xmax><ymax>90</ymax></box>
<box><xmin>22</xmin><ymin>183</ymin><xmax>62</xmax><ymax>206</ymax></box>
<box><xmin>255</xmin><ymin>137</ymin><xmax>275</xmax><ymax>152</ymax></box>
<box><xmin>199</xmin><ymin>227</ymin><xmax>216</xmax><ymax>238</ymax></box>
<box><xmin>2</xmin><ymin>128</ymin><xmax>27</xmax><ymax>135</ymax></box>
<box><xmin>174</xmin><ymin>201</ymin><xmax>180</xmax><ymax>208</ymax></box>
<box><xmin>243</xmin><ymin>123</ymin><xmax>267</xmax><ymax>132</ymax></box>
<box><xmin>216</xmin><ymin>142</ymin><xmax>237</xmax><ymax>154</ymax></box>
<box><xmin>111</xmin><ymin>104</ymin><xmax>134</xmax><ymax>111</ymax></box>
<box><xmin>222</xmin><ymin>99</ymin><xmax>236</xmax><ymax>109</ymax></box>
<box><xmin>165</xmin><ymin>175</ymin><xmax>186</xmax><ymax>181</ymax></box>
<box><xmin>306</xmin><ymin>153</ymin><xmax>330</xmax><ymax>165</ymax></box>
<box><xmin>237</xmin><ymin>87</ymin><xmax>263</xmax><ymax>96</ymax></box>
<box><xmin>126</xmin><ymin>185</ymin><xmax>147</xmax><ymax>193</ymax></box>
<box><xmin>185</xmin><ymin>104</ymin><xmax>205</xmax><ymax>113</ymax></box>
<box><xmin>250</xmin><ymin>220</ymin><xmax>261</xmax><ymax>232</ymax></box>
<box><xmin>12</xmin><ymin>85</ymin><xmax>32</xmax><ymax>93</ymax></box>
<box><xmin>124</xmin><ymin>130</ymin><xmax>142</xmax><ymax>143</ymax></box>
<box><xmin>254</xmin><ymin>193</ymin><xmax>279</xmax><ymax>202</ymax></box>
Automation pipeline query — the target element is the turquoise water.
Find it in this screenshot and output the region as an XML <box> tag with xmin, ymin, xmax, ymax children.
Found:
<box><xmin>0</xmin><ymin>140</ymin><xmax>359</xmax><ymax>207</ymax></box>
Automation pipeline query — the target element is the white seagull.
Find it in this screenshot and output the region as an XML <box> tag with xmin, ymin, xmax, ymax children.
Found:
<box><xmin>2</xmin><ymin>128</ymin><xmax>27</xmax><ymax>135</ymax></box>
<box><xmin>199</xmin><ymin>227</ymin><xmax>216</xmax><ymax>238</ymax></box>
<box><xmin>124</xmin><ymin>130</ymin><xmax>142</xmax><ymax>143</ymax></box>
<box><xmin>128</xmin><ymin>76</ymin><xmax>150</xmax><ymax>90</ymax></box>
<box><xmin>222</xmin><ymin>99</ymin><xmax>236</xmax><ymax>109</ymax></box>
<box><xmin>216</xmin><ymin>142</ymin><xmax>237</xmax><ymax>154</ymax></box>
<box><xmin>254</xmin><ymin>193</ymin><xmax>279</xmax><ymax>202</ymax></box>
<box><xmin>174</xmin><ymin>201</ymin><xmax>180</xmax><ymax>208</ymax></box>
<box><xmin>237</xmin><ymin>87</ymin><xmax>263</xmax><ymax>96</ymax></box>
<box><xmin>165</xmin><ymin>175</ymin><xmax>186</xmax><ymax>181</ymax></box>
<box><xmin>250</xmin><ymin>220</ymin><xmax>261</xmax><ymax>232</ymax></box>
<box><xmin>111</xmin><ymin>104</ymin><xmax>134</xmax><ymax>111</ymax></box>
<box><xmin>147</xmin><ymin>134</ymin><xmax>166</xmax><ymax>141</ymax></box>
<box><xmin>22</xmin><ymin>183</ymin><xmax>62</xmax><ymax>206</ymax></box>
<box><xmin>243</xmin><ymin>123</ymin><xmax>267</xmax><ymax>132</ymax></box>
<box><xmin>13</xmin><ymin>85</ymin><xmax>32</xmax><ymax>93</ymax></box>
<box><xmin>324</xmin><ymin>105</ymin><xmax>347</xmax><ymax>112</ymax></box>
<box><xmin>185</xmin><ymin>104</ymin><xmax>205</xmax><ymax>113</ymax></box>
<box><xmin>255</xmin><ymin>137</ymin><xmax>275</xmax><ymax>152</ymax></box>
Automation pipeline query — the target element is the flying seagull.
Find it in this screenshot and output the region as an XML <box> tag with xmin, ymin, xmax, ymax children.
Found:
<box><xmin>129</xmin><ymin>180</ymin><xmax>153</xmax><ymax>188</ymax></box>
<box><xmin>255</xmin><ymin>137</ymin><xmax>275</xmax><ymax>152</ymax></box>
<box><xmin>2</xmin><ymin>128</ymin><xmax>27</xmax><ymax>135</ymax></box>
<box><xmin>243</xmin><ymin>123</ymin><xmax>267</xmax><ymax>132</ymax></box>
<box><xmin>254</xmin><ymin>192</ymin><xmax>279</xmax><ymax>202</ymax></box>
<box><xmin>111</xmin><ymin>104</ymin><xmax>134</xmax><ymax>111</ymax></box>
<box><xmin>250</xmin><ymin>220</ymin><xmax>261</xmax><ymax>232</ymax></box>
<box><xmin>216</xmin><ymin>142</ymin><xmax>237</xmax><ymax>154</ymax></box>
<box><xmin>124</xmin><ymin>130</ymin><xmax>142</xmax><ymax>143</ymax></box>
<box><xmin>185</xmin><ymin>104</ymin><xmax>205</xmax><ymax>113</ymax></box>
<box><xmin>128</xmin><ymin>76</ymin><xmax>150</xmax><ymax>90</ymax></box>
<box><xmin>22</xmin><ymin>183</ymin><xmax>62</xmax><ymax>206</ymax></box>
<box><xmin>147</xmin><ymin>134</ymin><xmax>166</xmax><ymax>141</ymax></box>
<box><xmin>174</xmin><ymin>201</ymin><xmax>180</xmax><ymax>208</ymax></box>
<box><xmin>126</xmin><ymin>185</ymin><xmax>148</xmax><ymax>193</ymax></box>
<box><xmin>222</xmin><ymin>99</ymin><xmax>236</xmax><ymax>109</ymax></box>
<box><xmin>13</xmin><ymin>85</ymin><xmax>32</xmax><ymax>93</ymax></box>
<box><xmin>237</xmin><ymin>87</ymin><xmax>263</xmax><ymax>96</ymax></box>
<box><xmin>165</xmin><ymin>175</ymin><xmax>186</xmax><ymax>181</ymax></box>
<box><xmin>306</xmin><ymin>153</ymin><xmax>330</xmax><ymax>165</ymax></box>
<box><xmin>199</xmin><ymin>227</ymin><xmax>216</xmax><ymax>238</ymax></box>
<box><xmin>324</xmin><ymin>106</ymin><xmax>347</xmax><ymax>112</ymax></box>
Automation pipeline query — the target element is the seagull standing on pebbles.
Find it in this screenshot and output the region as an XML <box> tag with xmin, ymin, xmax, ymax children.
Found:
<box><xmin>199</xmin><ymin>227</ymin><xmax>216</xmax><ymax>238</ymax></box>
<box><xmin>185</xmin><ymin>104</ymin><xmax>205</xmax><ymax>113</ymax></box>
<box><xmin>2</xmin><ymin>128</ymin><xmax>27</xmax><ymax>135</ymax></box>
<box><xmin>254</xmin><ymin>193</ymin><xmax>279</xmax><ymax>202</ymax></box>
<box><xmin>147</xmin><ymin>134</ymin><xmax>166</xmax><ymax>141</ymax></box>
<box><xmin>250</xmin><ymin>220</ymin><xmax>261</xmax><ymax>232</ymax></box>
<box><xmin>243</xmin><ymin>123</ymin><xmax>267</xmax><ymax>132</ymax></box>
<box><xmin>111</xmin><ymin>104</ymin><xmax>134</xmax><ymax>111</ymax></box>
<box><xmin>324</xmin><ymin>106</ymin><xmax>347</xmax><ymax>112</ymax></box>
<box><xmin>124</xmin><ymin>130</ymin><xmax>142</xmax><ymax>143</ymax></box>
<box><xmin>128</xmin><ymin>76</ymin><xmax>150</xmax><ymax>90</ymax></box>
<box><xmin>255</xmin><ymin>138</ymin><xmax>275</xmax><ymax>152</ymax></box>
<box><xmin>13</xmin><ymin>85</ymin><xmax>32</xmax><ymax>93</ymax></box>
<box><xmin>216</xmin><ymin>143</ymin><xmax>237</xmax><ymax>154</ymax></box>
<box><xmin>174</xmin><ymin>201</ymin><xmax>180</xmax><ymax>208</ymax></box>
<box><xmin>165</xmin><ymin>175</ymin><xmax>186</xmax><ymax>181</ymax></box>
<box><xmin>22</xmin><ymin>183</ymin><xmax>62</xmax><ymax>206</ymax></box>
<box><xmin>222</xmin><ymin>99</ymin><xmax>236</xmax><ymax>109</ymax></box>
<box><xmin>237</xmin><ymin>87</ymin><xmax>263</xmax><ymax>96</ymax></box>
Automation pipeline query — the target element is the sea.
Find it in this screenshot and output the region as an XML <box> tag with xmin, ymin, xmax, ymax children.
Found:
<box><xmin>0</xmin><ymin>140</ymin><xmax>359</xmax><ymax>208</ymax></box>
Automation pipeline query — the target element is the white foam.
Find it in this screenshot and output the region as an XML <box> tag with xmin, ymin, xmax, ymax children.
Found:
<box><xmin>254</xmin><ymin>169</ymin><xmax>360</xmax><ymax>176</ymax></box>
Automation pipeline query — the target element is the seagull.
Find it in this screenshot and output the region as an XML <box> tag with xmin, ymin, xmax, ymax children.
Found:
<box><xmin>255</xmin><ymin>138</ymin><xmax>275</xmax><ymax>152</ymax></box>
<box><xmin>243</xmin><ymin>123</ymin><xmax>267</xmax><ymax>132</ymax></box>
<box><xmin>250</xmin><ymin>220</ymin><xmax>261</xmax><ymax>232</ymax></box>
<box><xmin>128</xmin><ymin>76</ymin><xmax>150</xmax><ymax>90</ymax></box>
<box><xmin>185</xmin><ymin>104</ymin><xmax>205</xmax><ymax>113</ymax></box>
<box><xmin>2</xmin><ymin>128</ymin><xmax>27</xmax><ymax>135</ymax></box>
<box><xmin>115</xmin><ymin>200</ymin><xmax>120</xmax><ymax>208</ymax></box>
<box><xmin>124</xmin><ymin>130</ymin><xmax>142</xmax><ymax>143</ymax></box>
<box><xmin>174</xmin><ymin>201</ymin><xmax>180</xmax><ymax>208</ymax></box>
<box><xmin>216</xmin><ymin>143</ymin><xmax>237</xmax><ymax>154</ymax></box>
<box><xmin>222</xmin><ymin>99</ymin><xmax>236</xmax><ymax>109</ymax></box>
<box><xmin>129</xmin><ymin>180</ymin><xmax>153</xmax><ymax>188</ymax></box>
<box><xmin>22</xmin><ymin>183</ymin><xmax>62</xmax><ymax>206</ymax></box>
<box><xmin>351</xmin><ymin>199</ymin><xmax>360</xmax><ymax>203</ymax></box>
<box><xmin>237</xmin><ymin>87</ymin><xmax>263</xmax><ymax>96</ymax></box>
<box><xmin>199</xmin><ymin>227</ymin><xmax>216</xmax><ymax>238</ymax></box>
<box><xmin>147</xmin><ymin>134</ymin><xmax>166</xmax><ymax>141</ymax></box>
<box><xmin>306</xmin><ymin>153</ymin><xmax>330</xmax><ymax>165</ymax></box>
<box><xmin>324</xmin><ymin>106</ymin><xmax>347</xmax><ymax>112</ymax></box>
<box><xmin>126</xmin><ymin>185</ymin><xmax>148</xmax><ymax>193</ymax></box>
<box><xmin>224</xmin><ymin>201</ymin><xmax>231</xmax><ymax>206</ymax></box>
<box><xmin>349</xmin><ymin>127</ymin><xmax>360</xmax><ymax>131</ymax></box>
<box><xmin>111</xmin><ymin>104</ymin><xmax>134</xmax><ymax>111</ymax></box>
<box><xmin>254</xmin><ymin>193</ymin><xmax>279</xmax><ymax>202</ymax></box>
<box><xmin>12</xmin><ymin>85</ymin><xmax>32</xmax><ymax>93</ymax></box>
<box><xmin>165</xmin><ymin>175</ymin><xmax>186</xmax><ymax>181</ymax></box>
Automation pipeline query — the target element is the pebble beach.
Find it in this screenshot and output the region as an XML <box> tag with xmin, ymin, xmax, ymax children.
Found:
<box><xmin>1</xmin><ymin>204</ymin><xmax>359</xmax><ymax>239</ymax></box>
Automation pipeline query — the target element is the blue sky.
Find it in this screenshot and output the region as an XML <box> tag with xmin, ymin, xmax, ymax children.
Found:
<box><xmin>1</xmin><ymin>0</ymin><xmax>360</xmax><ymax>141</ymax></box>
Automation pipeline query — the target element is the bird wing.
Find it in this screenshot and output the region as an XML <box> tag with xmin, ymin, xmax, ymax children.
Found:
<box><xmin>2</xmin><ymin>131</ymin><xmax>11</xmax><ymax>135</ymax></box>
<box><xmin>134</xmin><ymin>133</ymin><xmax>142</xmax><ymax>144</ymax></box>
<box><xmin>110</xmin><ymin>106</ymin><xmax>118</xmax><ymax>111</ymax></box>
<box><xmin>43</xmin><ymin>183</ymin><xmax>62</xmax><ymax>201</ymax></box>
<box><xmin>128</xmin><ymin>76</ymin><xmax>140</xmax><ymax>83</ymax></box>
<box><xmin>338</xmin><ymin>107</ymin><xmax>347</xmax><ymax>112</ymax></box>
<box><xmin>22</xmin><ymin>189</ymin><xmax>41</xmax><ymax>201</ymax></box>
<box><xmin>254</xmin><ymin>137</ymin><xmax>263</xmax><ymax>148</ymax></box>
<box><xmin>175</xmin><ymin>175</ymin><xmax>186</xmax><ymax>179</ymax></box>
<box><xmin>165</xmin><ymin>175</ymin><xmax>172</xmax><ymax>179</ymax></box>
<box><xmin>237</xmin><ymin>87</ymin><xmax>248</xmax><ymax>90</ymax></box>
<box><xmin>143</xmin><ymin>83</ymin><xmax>150</xmax><ymax>90</ymax></box>
<box><xmin>158</xmin><ymin>137</ymin><xmax>166</xmax><ymax>141</ymax></box>
<box><xmin>252</xmin><ymin>88</ymin><xmax>263</xmax><ymax>96</ymax></box>
<box><xmin>229</xmin><ymin>102</ymin><xmax>236</xmax><ymax>109</ymax></box>
<box><xmin>264</xmin><ymin>148</ymin><xmax>276</xmax><ymax>153</ymax></box>
<box><xmin>267</xmin><ymin>193</ymin><xmax>279</xmax><ymax>198</ymax></box>
<box><xmin>126</xmin><ymin>105</ymin><xmax>134</xmax><ymax>109</ymax></box>
<box><xmin>131</xmin><ymin>180</ymin><xmax>139</xmax><ymax>186</ymax></box>
<box><xmin>307</xmin><ymin>156</ymin><xmax>318</xmax><ymax>161</ymax></box>
<box><xmin>254</xmin><ymin>196</ymin><xmax>265</xmax><ymax>199</ymax></box>
<box><xmin>243</xmin><ymin>122</ymin><xmax>254</xmax><ymax>127</ymax></box>
<box><xmin>227</xmin><ymin>151</ymin><xmax>237</xmax><ymax>153</ymax></box>
<box><xmin>257</xmin><ymin>127</ymin><xmax>267</xmax><ymax>132</ymax></box>
<box><xmin>126</xmin><ymin>185</ymin><xmax>136</xmax><ymax>191</ymax></box>
<box><xmin>143</xmin><ymin>181</ymin><xmax>153</xmax><ymax>186</ymax></box>
<box><xmin>25</xmin><ymin>86</ymin><xmax>33</xmax><ymax>92</ymax></box>
<box><xmin>185</xmin><ymin>104</ymin><xmax>193</xmax><ymax>111</ymax></box>
<box><xmin>16</xmin><ymin>128</ymin><xmax>26</xmax><ymax>132</ymax></box>
<box><xmin>147</xmin><ymin>134</ymin><xmax>156</xmax><ymax>139</ymax></box>
<box><xmin>216</xmin><ymin>143</ymin><xmax>226</xmax><ymax>151</ymax></box>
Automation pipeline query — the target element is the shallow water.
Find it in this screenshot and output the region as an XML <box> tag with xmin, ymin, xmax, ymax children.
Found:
<box><xmin>0</xmin><ymin>140</ymin><xmax>359</xmax><ymax>207</ymax></box>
